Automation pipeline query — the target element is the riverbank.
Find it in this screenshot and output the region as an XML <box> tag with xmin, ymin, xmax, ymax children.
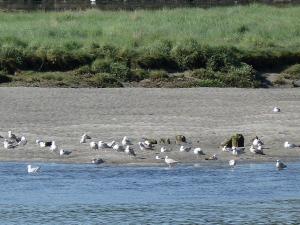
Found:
<box><xmin>1</xmin><ymin>5</ymin><xmax>300</xmax><ymax>87</ymax></box>
<box><xmin>0</xmin><ymin>87</ymin><xmax>299</xmax><ymax>164</ymax></box>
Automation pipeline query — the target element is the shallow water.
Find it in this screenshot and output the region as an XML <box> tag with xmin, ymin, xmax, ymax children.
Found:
<box><xmin>0</xmin><ymin>162</ymin><xmax>299</xmax><ymax>224</ymax></box>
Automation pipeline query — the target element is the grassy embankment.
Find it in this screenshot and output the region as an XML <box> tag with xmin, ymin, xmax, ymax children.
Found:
<box><xmin>1</xmin><ymin>4</ymin><xmax>300</xmax><ymax>88</ymax></box>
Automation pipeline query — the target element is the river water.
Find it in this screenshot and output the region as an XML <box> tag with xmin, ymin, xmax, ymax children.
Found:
<box><xmin>0</xmin><ymin>162</ymin><xmax>299</xmax><ymax>224</ymax></box>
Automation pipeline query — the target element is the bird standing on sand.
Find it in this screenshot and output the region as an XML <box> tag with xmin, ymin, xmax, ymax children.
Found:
<box><xmin>276</xmin><ymin>160</ymin><xmax>287</xmax><ymax>170</ymax></box>
<box><xmin>180</xmin><ymin>146</ymin><xmax>191</xmax><ymax>152</ymax></box>
<box><xmin>90</xmin><ymin>141</ymin><xmax>98</xmax><ymax>150</ymax></box>
<box><xmin>50</xmin><ymin>141</ymin><xmax>57</xmax><ymax>151</ymax></box>
<box><xmin>3</xmin><ymin>139</ymin><xmax>16</xmax><ymax>149</ymax></box>
<box><xmin>113</xmin><ymin>144</ymin><xmax>124</xmax><ymax>152</ymax></box>
<box><xmin>273</xmin><ymin>107</ymin><xmax>280</xmax><ymax>113</ymax></box>
<box><xmin>122</xmin><ymin>136</ymin><xmax>133</xmax><ymax>146</ymax></box>
<box><xmin>161</xmin><ymin>146</ymin><xmax>167</xmax><ymax>153</ymax></box>
<box><xmin>284</xmin><ymin>141</ymin><xmax>299</xmax><ymax>149</ymax></box>
<box><xmin>8</xmin><ymin>131</ymin><xmax>20</xmax><ymax>142</ymax></box>
<box><xmin>205</xmin><ymin>154</ymin><xmax>218</xmax><ymax>160</ymax></box>
<box><xmin>125</xmin><ymin>145</ymin><xmax>136</xmax><ymax>157</ymax></box>
<box><xmin>232</xmin><ymin>146</ymin><xmax>244</xmax><ymax>156</ymax></box>
<box><xmin>98</xmin><ymin>141</ymin><xmax>108</xmax><ymax>149</ymax></box>
<box><xmin>253</xmin><ymin>136</ymin><xmax>264</xmax><ymax>147</ymax></box>
<box><xmin>249</xmin><ymin>145</ymin><xmax>265</xmax><ymax>155</ymax></box>
<box><xmin>92</xmin><ymin>158</ymin><xmax>104</xmax><ymax>164</ymax></box>
<box><xmin>165</xmin><ymin>156</ymin><xmax>179</xmax><ymax>167</ymax></box>
<box><xmin>80</xmin><ymin>133</ymin><xmax>91</xmax><ymax>144</ymax></box>
<box><xmin>193</xmin><ymin>148</ymin><xmax>205</xmax><ymax>157</ymax></box>
<box><xmin>27</xmin><ymin>165</ymin><xmax>40</xmax><ymax>173</ymax></box>
<box><xmin>229</xmin><ymin>159</ymin><xmax>236</xmax><ymax>167</ymax></box>
<box><xmin>18</xmin><ymin>136</ymin><xmax>27</xmax><ymax>146</ymax></box>
<box><xmin>107</xmin><ymin>140</ymin><xmax>116</xmax><ymax>148</ymax></box>
<box><xmin>60</xmin><ymin>149</ymin><xmax>72</xmax><ymax>156</ymax></box>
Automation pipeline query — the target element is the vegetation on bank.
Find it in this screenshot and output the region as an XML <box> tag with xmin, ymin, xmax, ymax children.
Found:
<box><xmin>1</xmin><ymin>4</ymin><xmax>300</xmax><ymax>87</ymax></box>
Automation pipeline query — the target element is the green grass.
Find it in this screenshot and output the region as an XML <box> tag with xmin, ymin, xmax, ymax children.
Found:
<box><xmin>1</xmin><ymin>4</ymin><xmax>300</xmax><ymax>87</ymax></box>
<box><xmin>1</xmin><ymin>5</ymin><xmax>300</xmax><ymax>50</ymax></box>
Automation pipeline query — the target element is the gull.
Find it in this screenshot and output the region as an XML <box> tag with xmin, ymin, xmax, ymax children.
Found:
<box><xmin>138</xmin><ymin>141</ymin><xmax>153</xmax><ymax>150</ymax></box>
<box><xmin>273</xmin><ymin>107</ymin><xmax>280</xmax><ymax>113</ymax></box>
<box><xmin>253</xmin><ymin>136</ymin><xmax>264</xmax><ymax>147</ymax></box>
<box><xmin>50</xmin><ymin>141</ymin><xmax>57</xmax><ymax>151</ymax></box>
<box><xmin>138</xmin><ymin>142</ymin><xmax>146</xmax><ymax>151</ymax></box>
<box><xmin>8</xmin><ymin>131</ymin><xmax>20</xmax><ymax>142</ymax></box>
<box><xmin>3</xmin><ymin>139</ymin><xmax>16</xmax><ymax>149</ymax></box>
<box><xmin>27</xmin><ymin>165</ymin><xmax>40</xmax><ymax>173</ymax></box>
<box><xmin>284</xmin><ymin>141</ymin><xmax>299</xmax><ymax>149</ymax></box>
<box><xmin>179</xmin><ymin>146</ymin><xmax>191</xmax><ymax>152</ymax></box>
<box><xmin>161</xmin><ymin>146</ymin><xmax>167</xmax><ymax>153</ymax></box>
<box><xmin>232</xmin><ymin>146</ymin><xmax>245</xmax><ymax>156</ymax></box>
<box><xmin>205</xmin><ymin>154</ymin><xmax>218</xmax><ymax>160</ymax></box>
<box><xmin>92</xmin><ymin>158</ymin><xmax>104</xmax><ymax>164</ymax></box>
<box><xmin>276</xmin><ymin>160</ymin><xmax>287</xmax><ymax>170</ymax></box>
<box><xmin>164</xmin><ymin>156</ymin><xmax>179</xmax><ymax>167</ymax></box>
<box><xmin>229</xmin><ymin>159</ymin><xmax>236</xmax><ymax>167</ymax></box>
<box><xmin>125</xmin><ymin>145</ymin><xmax>136</xmax><ymax>157</ymax></box>
<box><xmin>249</xmin><ymin>145</ymin><xmax>265</xmax><ymax>155</ymax></box>
<box><xmin>18</xmin><ymin>136</ymin><xmax>27</xmax><ymax>146</ymax></box>
<box><xmin>98</xmin><ymin>141</ymin><xmax>108</xmax><ymax>149</ymax></box>
<box><xmin>155</xmin><ymin>155</ymin><xmax>163</xmax><ymax>160</ymax></box>
<box><xmin>107</xmin><ymin>140</ymin><xmax>116</xmax><ymax>148</ymax></box>
<box><xmin>143</xmin><ymin>140</ymin><xmax>153</xmax><ymax>149</ymax></box>
<box><xmin>113</xmin><ymin>144</ymin><xmax>124</xmax><ymax>152</ymax></box>
<box><xmin>80</xmin><ymin>133</ymin><xmax>91</xmax><ymax>144</ymax></box>
<box><xmin>122</xmin><ymin>136</ymin><xmax>133</xmax><ymax>146</ymax></box>
<box><xmin>193</xmin><ymin>148</ymin><xmax>205</xmax><ymax>157</ymax></box>
<box><xmin>90</xmin><ymin>141</ymin><xmax>98</xmax><ymax>150</ymax></box>
<box><xmin>222</xmin><ymin>146</ymin><xmax>232</xmax><ymax>152</ymax></box>
<box><xmin>37</xmin><ymin>140</ymin><xmax>52</xmax><ymax>148</ymax></box>
<box><xmin>60</xmin><ymin>149</ymin><xmax>72</xmax><ymax>156</ymax></box>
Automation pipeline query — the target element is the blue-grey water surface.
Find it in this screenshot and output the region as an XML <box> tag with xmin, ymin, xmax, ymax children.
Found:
<box><xmin>0</xmin><ymin>162</ymin><xmax>299</xmax><ymax>224</ymax></box>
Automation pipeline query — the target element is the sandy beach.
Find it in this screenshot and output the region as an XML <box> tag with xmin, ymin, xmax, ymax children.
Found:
<box><xmin>0</xmin><ymin>87</ymin><xmax>299</xmax><ymax>165</ymax></box>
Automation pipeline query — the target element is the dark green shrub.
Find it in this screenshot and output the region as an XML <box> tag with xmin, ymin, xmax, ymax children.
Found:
<box><xmin>0</xmin><ymin>71</ymin><xmax>12</xmax><ymax>83</ymax></box>
<box><xmin>136</xmin><ymin>40</ymin><xmax>177</xmax><ymax>70</ymax></box>
<box><xmin>206</xmin><ymin>46</ymin><xmax>240</xmax><ymax>71</ymax></box>
<box><xmin>110</xmin><ymin>62</ymin><xmax>131</xmax><ymax>82</ymax></box>
<box><xmin>149</xmin><ymin>70</ymin><xmax>169</xmax><ymax>81</ymax></box>
<box><xmin>130</xmin><ymin>68</ymin><xmax>150</xmax><ymax>81</ymax></box>
<box><xmin>171</xmin><ymin>39</ymin><xmax>208</xmax><ymax>70</ymax></box>
<box><xmin>88</xmin><ymin>73</ymin><xmax>123</xmax><ymax>88</ymax></box>
<box><xmin>91</xmin><ymin>58</ymin><xmax>112</xmax><ymax>73</ymax></box>
<box><xmin>190</xmin><ymin>68</ymin><xmax>217</xmax><ymax>80</ymax></box>
<box><xmin>74</xmin><ymin>65</ymin><xmax>94</xmax><ymax>77</ymax></box>
<box><xmin>220</xmin><ymin>63</ymin><xmax>259</xmax><ymax>88</ymax></box>
<box><xmin>0</xmin><ymin>46</ymin><xmax>25</xmax><ymax>73</ymax></box>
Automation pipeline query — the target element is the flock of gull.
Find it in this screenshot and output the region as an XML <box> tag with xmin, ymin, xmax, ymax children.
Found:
<box><xmin>0</xmin><ymin>106</ymin><xmax>299</xmax><ymax>173</ymax></box>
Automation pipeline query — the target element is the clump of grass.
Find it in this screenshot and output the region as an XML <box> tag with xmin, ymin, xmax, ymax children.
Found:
<box><xmin>273</xmin><ymin>76</ymin><xmax>287</xmax><ymax>85</ymax></box>
<box><xmin>88</xmin><ymin>73</ymin><xmax>123</xmax><ymax>88</ymax></box>
<box><xmin>149</xmin><ymin>70</ymin><xmax>169</xmax><ymax>81</ymax></box>
<box><xmin>171</xmin><ymin>39</ymin><xmax>208</xmax><ymax>70</ymax></box>
<box><xmin>282</xmin><ymin>64</ymin><xmax>300</xmax><ymax>80</ymax></box>
<box><xmin>131</xmin><ymin>68</ymin><xmax>150</xmax><ymax>81</ymax></box>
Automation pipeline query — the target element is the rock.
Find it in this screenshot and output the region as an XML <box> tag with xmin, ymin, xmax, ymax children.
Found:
<box><xmin>175</xmin><ymin>135</ymin><xmax>186</xmax><ymax>144</ymax></box>
<box><xmin>159</xmin><ymin>138</ymin><xmax>171</xmax><ymax>144</ymax></box>
<box><xmin>146</xmin><ymin>139</ymin><xmax>157</xmax><ymax>145</ymax></box>
<box><xmin>221</xmin><ymin>133</ymin><xmax>244</xmax><ymax>148</ymax></box>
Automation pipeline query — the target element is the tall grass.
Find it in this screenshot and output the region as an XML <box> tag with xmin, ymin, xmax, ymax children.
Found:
<box><xmin>0</xmin><ymin>4</ymin><xmax>300</xmax><ymax>50</ymax></box>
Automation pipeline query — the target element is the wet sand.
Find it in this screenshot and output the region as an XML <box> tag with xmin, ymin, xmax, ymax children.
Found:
<box><xmin>0</xmin><ymin>87</ymin><xmax>299</xmax><ymax>165</ymax></box>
